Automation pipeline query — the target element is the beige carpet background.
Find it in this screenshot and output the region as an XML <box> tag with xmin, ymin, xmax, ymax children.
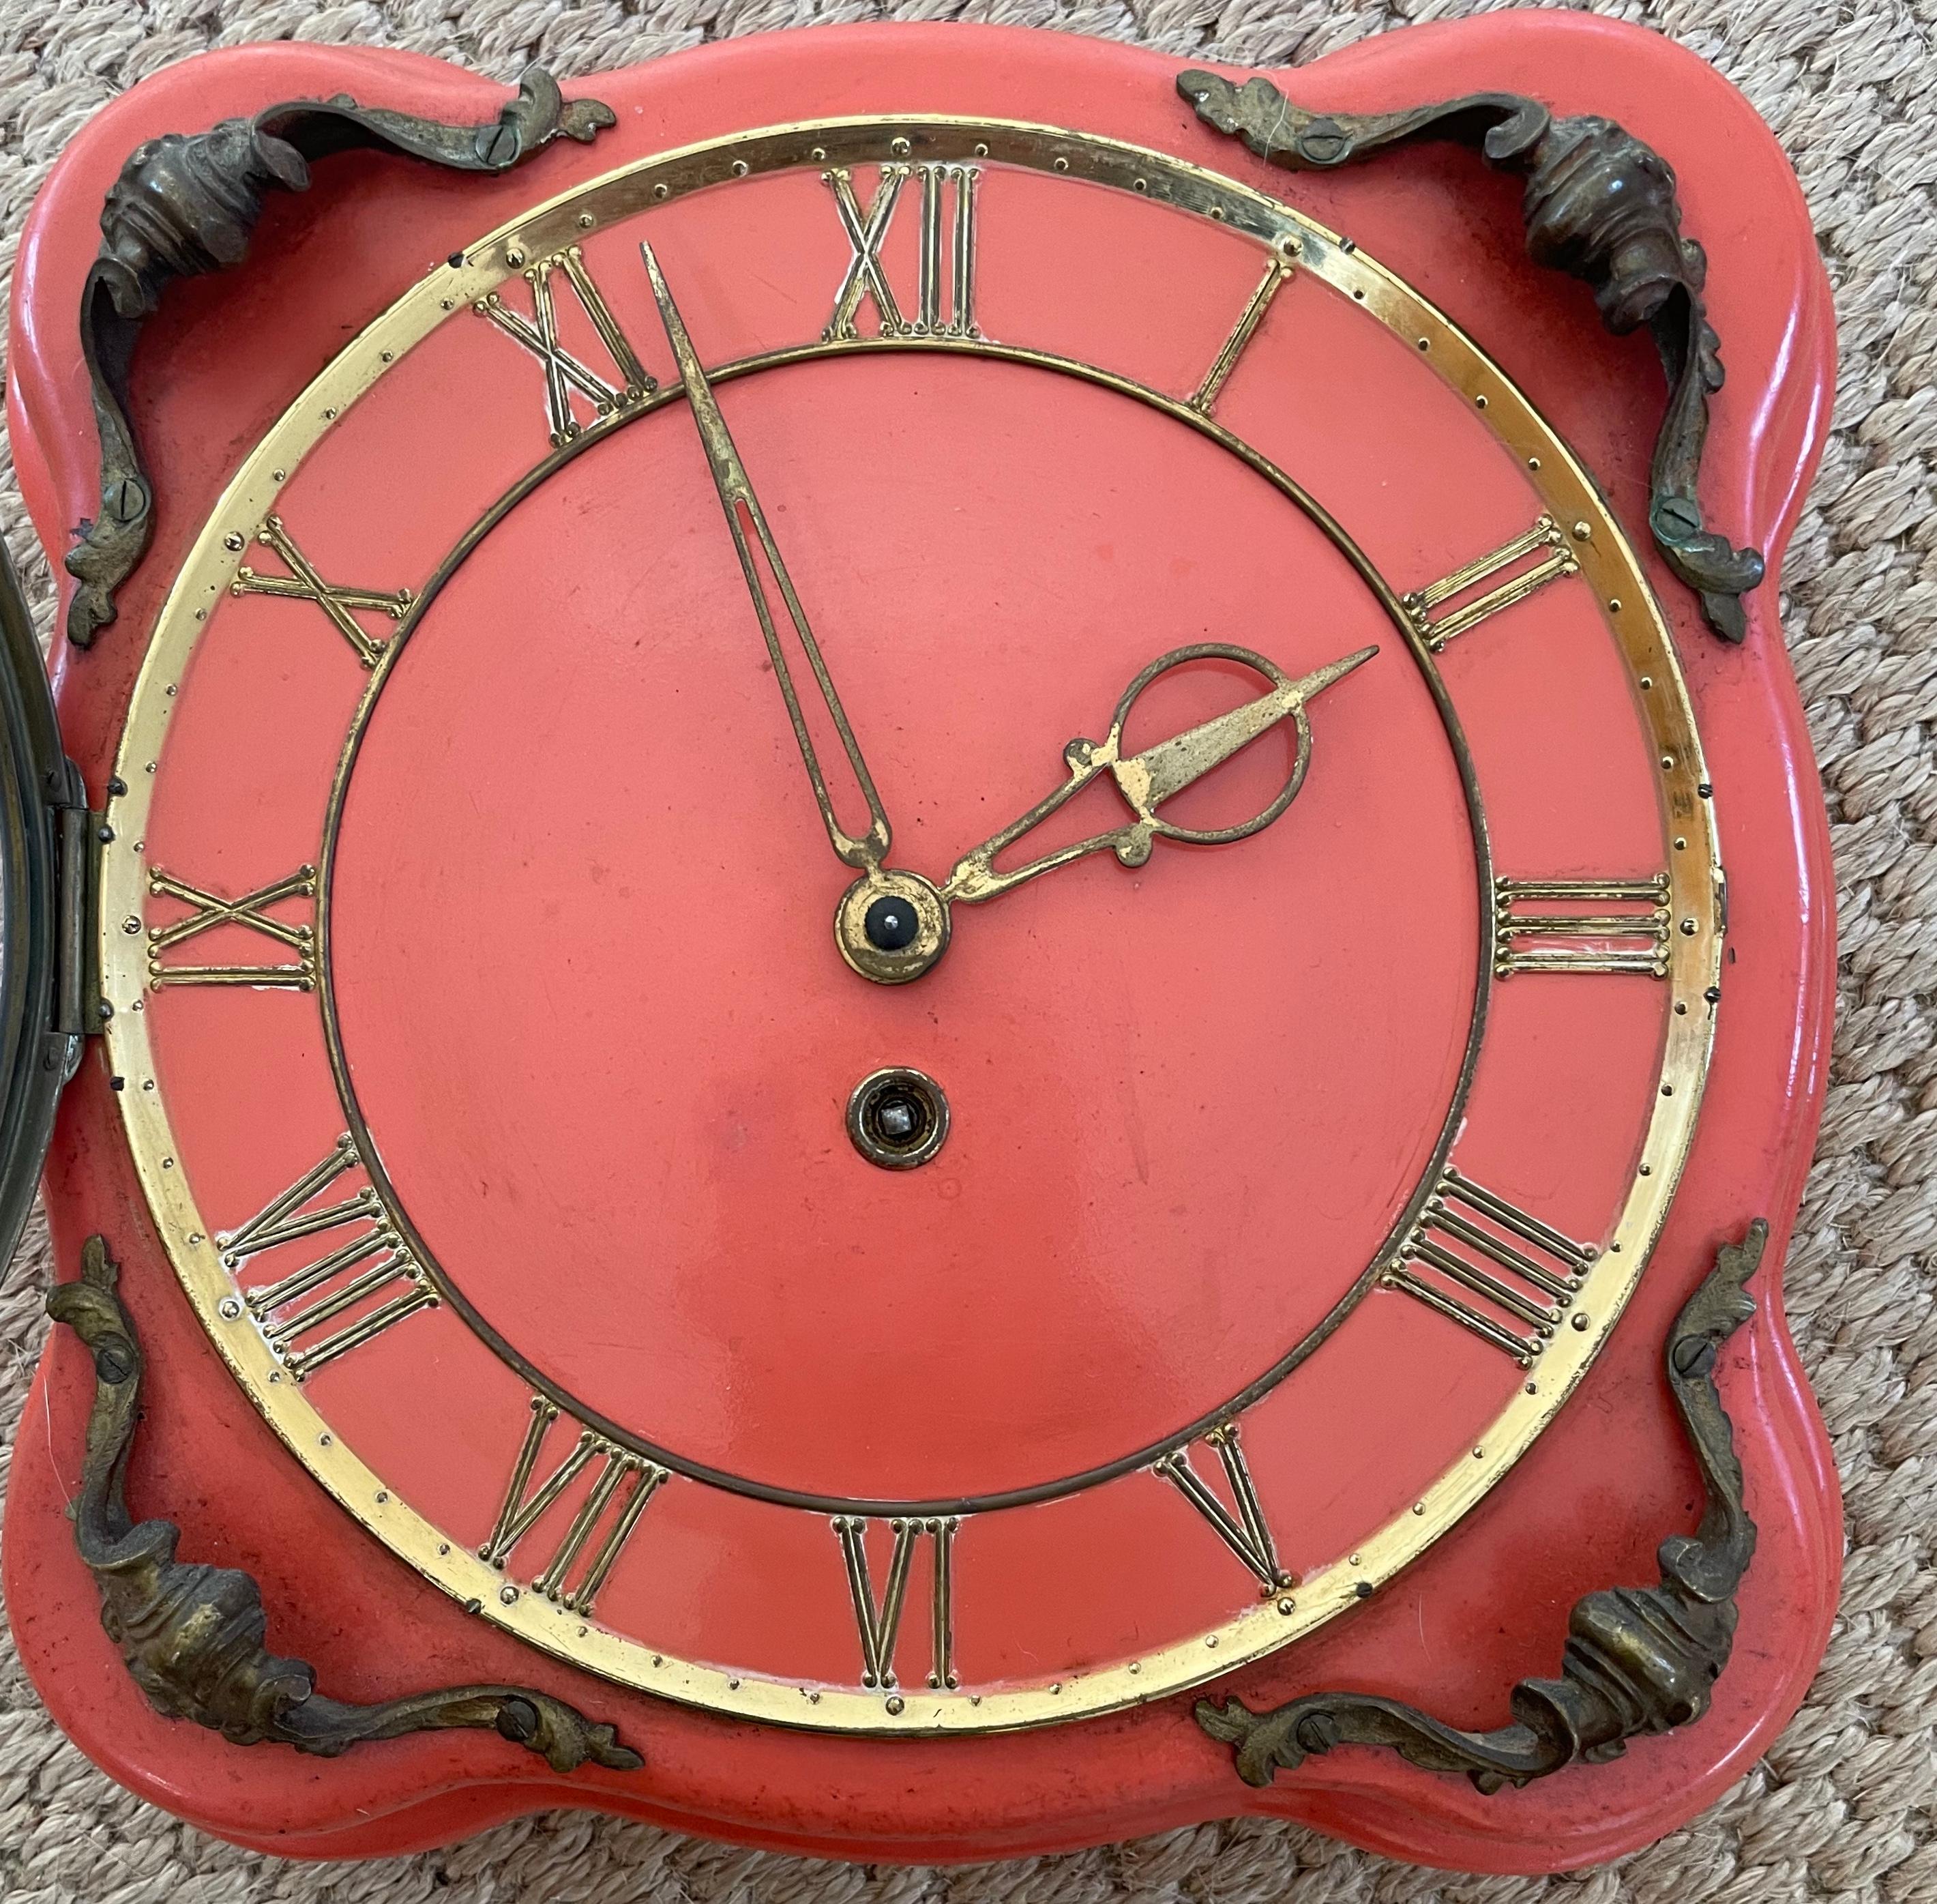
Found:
<box><xmin>0</xmin><ymin>0</ymin><xmax>1931</xmax><ymax>1895</ymax></box>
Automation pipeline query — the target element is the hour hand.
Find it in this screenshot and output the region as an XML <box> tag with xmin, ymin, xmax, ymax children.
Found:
<box><xmin>942</xmin><ymin>642</ymin><xmax>1375</xmax><ymax>906</ymax></box>
<box><xmin>640</xmin><ymin>241</ymin><xmax>892</xmax><ymax>875</ymax></box>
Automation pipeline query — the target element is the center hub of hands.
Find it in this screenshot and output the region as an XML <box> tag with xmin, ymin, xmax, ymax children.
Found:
<box><xmin>835</xmin><ymin>870</ymin><xmax>951</xmax><ymax>984</ymax></box>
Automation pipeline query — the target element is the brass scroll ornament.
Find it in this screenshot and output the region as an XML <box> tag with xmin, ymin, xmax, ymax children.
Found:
<box><xmin>1197</xmin><ymin>1220</ymin><xmax>1765</xmax><ymax>1791</ymax></box>
<box><xmin>1176</xmin><ymin>71</ymin><xmax>1767</xmax><ymax>643</ymax></box>
<box><xmin>46</xmin><ymin>1236</ymin><xmax>642</xmax><ymax>1772</ymax></box>
<box><xmin>66</xmin><ymin>65</ymin><xmax>616</xmax><ymax>648</ymax></box>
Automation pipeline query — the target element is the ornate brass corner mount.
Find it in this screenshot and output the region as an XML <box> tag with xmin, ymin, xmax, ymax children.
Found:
<box><xmin>1196</xmin><ymin>1219</ymin><xmax>1766</xmax><ymax>1791</ymax></box>
<box><xmin>66</xmin><ymin>65</ymin><xmax>617</xmax><ymax>650</ymax></box>
<box><xmin>1176</xmin><ymin>70</ymin><xmax>1767</xmax><ymax>643</ymax></box>
<box><xmin>46</xmin><ymin>1235</ymin><xmax>642</xmax><ymax>1772</ymax></box>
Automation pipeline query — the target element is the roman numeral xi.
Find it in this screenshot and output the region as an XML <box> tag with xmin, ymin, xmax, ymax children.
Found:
<box><xmin>476</xmin><ymin>245</ymin><xmax>656</xmax><ymax>447</ymax></box>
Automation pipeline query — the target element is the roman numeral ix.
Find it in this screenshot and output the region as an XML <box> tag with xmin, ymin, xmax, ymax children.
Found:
<box><xmin>231</xmin><ymin>515</ymin><xmax>412</xmax><ymax>668</ymax></box>
<box><xmin>1384</xmin><ymin>1165</ymin><xmax>1597</xmax><ymax>1366</ymax></box>
<box><xmin>1155</xmin><ymin>1424</ymin><xmax>1290</xmax><ymax>1591</ymax></box>
<box><xmin>223</xmin><ymin>1134</ymin><xmax>437</xmax><ymax>1379</ymax></box>
<box><xmin>482</xmin><ymin>1397</ymin><xmax>667</xmax><ymax>1615</ymax></box>
<box><xmin>834</xmin><ymin>1514</ymin><xmax>958</xmax><ymax>1690</ymax></box>
<box><xmin>824</xmin><ymin>163</ymin><xmax>979</xmax><ymax>342</ymax></box>
<box><xmin>1494</xmin><ymin>875</ymin><xmax>1672</xmax><ymax>977</ymax></box>
<box><xmin>147</xmin><ymin>864</ymin><xmax>315</xmax><ymax>989</ymax></box>
<box><xmin>1404</xmin><ymin>516</ymin><xmax>1580</xmax><ymax>649</ymax></box>
<box><xmin>476</xmin><ymin>245</ymin><xmax>656</xmax><ymax>447</ymax></box>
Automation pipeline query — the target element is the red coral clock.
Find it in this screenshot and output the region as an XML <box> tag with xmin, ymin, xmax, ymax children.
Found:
<box><xmin>0</xmin><ymin>14</ymin><xmax>1839</xmax><ymax>1873</ymax></box>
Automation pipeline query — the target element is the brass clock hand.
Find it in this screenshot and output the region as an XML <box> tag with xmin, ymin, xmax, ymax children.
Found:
<box><xmin>641</xmin><ymin>241</ymin><xmax>893</xmax><ymax>875</ymax></box>
<box><xmin>943</xmin><ymin>642</ymin><xmax>1376</xmax><ymax>906</ymax></box>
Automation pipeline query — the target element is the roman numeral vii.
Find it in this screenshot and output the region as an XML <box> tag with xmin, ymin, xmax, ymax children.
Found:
<box><xmin>482</xmin><ymin>1397</ymin><xmax>667</xmax><ymax>1615</ymax></box>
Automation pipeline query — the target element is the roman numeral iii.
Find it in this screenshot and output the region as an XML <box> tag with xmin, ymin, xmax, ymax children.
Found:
<box><xmin>823</xmin><ymin>164</ymin><xmax>979</xmax><ymax>341</ymax></box>
<box><xmin>222</xmin><ymin>1134</ymin><xmax>436</xmax><ymax>1379</ymax></box>
<box><xmin>833</xmin><ymin>1515</ymin><xmax>958</xmax><ymax>1690</ymax></box>
<box><xmin>475</xmin><ymin>245</ymin><xmax>655</xmax><ymax>447</ymax></box>
<box><xmin>1404</xmin><ymin>516</ymin><xmax>1580</xmax><ymax>649</ymax></box>
<box><xmin>1155</xmin><ymin>1424</ymin><xmax>1290</xmax><ymax>1590</ymax></box>
<box><xmin>1494</xmin><ymin>876</ymin><xmax>1672</xmax><ymax>977</ymax></box>
<box><xmin>482</xmin><ymin>1397</ymin><xmax>667</xmax><ymax>1615</ymax></box>
<box><xmin>1383</xmin><ymin>1166</ymin><xmax>1597</xmax><ymax>1365</ymax></box>
<box><xmin>231</xmin><ymin>515</ymin><xmax>412</xmax><ymax>667</ymax></box>
<box><xmin>146</xmin><ymin>864</ymin><xmax>315</xmax><ymax>989</ymax></box>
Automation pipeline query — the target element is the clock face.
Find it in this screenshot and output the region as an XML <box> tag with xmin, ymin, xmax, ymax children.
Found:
<box><xmin>98</xmin><ymin>116</ymin><xmax>1723</xmax><ymax>1732</ymax></box>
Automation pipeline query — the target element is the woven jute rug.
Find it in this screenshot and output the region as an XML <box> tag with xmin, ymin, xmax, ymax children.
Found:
<box><xmin>1</xmin><ymin>0</ymin><xmax>1931</xmax><ymax>1895</ymax></box>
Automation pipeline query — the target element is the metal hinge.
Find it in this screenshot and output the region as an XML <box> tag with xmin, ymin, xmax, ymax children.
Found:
<box><xmin>48</xmin><ymin>760</ymin><xmax>101</xmax><ymax>1045</ymax></box>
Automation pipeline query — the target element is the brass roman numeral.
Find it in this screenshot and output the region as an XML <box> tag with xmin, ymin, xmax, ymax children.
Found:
<box><xmin>824</xmin><ymin>164</ymin><xmax>979</xmax><ymax>342</ymax></box>
<box><xmin>1494</xmin><ymin>876</ymin><xmax>1672</xmax><ymax>977</ymax></box>
<box><xmin>1404</xmin><ymin>516</ymin><xmax>1580</xmax><ymax>649</ymax></box>
<box><xmin>1154</xmin><ymin>1424</ymin><xmax>1290</xmax><ymax>1590</ymax></box>
<box><xmin>833</xmin><ymin>1514</ymin><xmax>958</xmax><ymax>1690</ymax></box>
<box><xmin>476</xmin><ymin>246</ymin><xmax>655</xmax><ymax>447</ymax></box>
<box><xmin>481</xmin><ymin>1397</ymin><xmax>667</xmax><ymax>1614</ymax></box>
<box><xmin>231</xmin><ymin>516</ymin><xmax>412</xmax><ymax>668</ymax></box>
<box><xmin>1189</xmin><ymin>256</ymin><xmax>1294</xmax><ymax>414</ymax></box>
<box><xmin>146</xmin><ymin>864</ymin><xmax>315</xmax><ymax>989</ymax></box>
<box><xmin>222</xmin><ymin>1135</ymin><xmax>436</xmax><ymax>1379</ymax></box>
<box><xmin>1384</xmin><ymin>1165</ymin><xmax>1597</xmax><ymax>1366</ymax></box>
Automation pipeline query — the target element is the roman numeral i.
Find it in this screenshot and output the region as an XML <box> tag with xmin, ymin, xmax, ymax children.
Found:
<box><xmin>482</xmin><ymin>1396</ymin><xmax>667</xmax><ymax>1615</ymax></box>
<box><xmin>222</xmin><ymin>1134</ymin><xmax>437</xmax><ymax>1379</ymax></box>
<box><xmin>824</xmin><ymin>163</ymin><xmax>979</xmax><ymax>342</ymax></box>
<box><xmin>1383</xmin><ymin>1166</ymin><xmax>1597</xmax><ymax>1366</ymax></box>
<box><xmin>1189</xmin><ymin>256</ymin><xmax>1295</xmax><ymax>415</ymax></box>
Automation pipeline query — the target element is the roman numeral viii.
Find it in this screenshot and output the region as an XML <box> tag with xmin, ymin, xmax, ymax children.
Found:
<box><xmin>222</xmin><ymin>1134</ymin><xmax>437</xmax><ymax>1379</ymax></box>
<box><xmin>833</xmin><ymin>1515</ymin><xmax>958</xmax><ymax>1690</ymax></box>
<box><xmin>824</xmin><ymin>164</ymin><xmax>979</xmax><ymax>342</ymax></box>
<box><xmin>482</xmin><ymin>1397</ymin><xmax>667</xmax><ymax>1615</ymax></box>
<box><xmin>1384</xmin><ymin>1166</ymin><xmax>1597</xmax><ymax>1366</ymax></box>
<box><xmin>476</xmin><ymin>245</ymin><xmax>655</xmax><ymax>448</ymax></box>
<box><xmin>1404</xmin><ymin>516</ymin><xmax>1580</xmax><ymax>649</ymax></box>
<box><xmin>1155</xmin><ymin>1424</ymin><xmax>1290</xmax><ymax>1590</ymax></box>
<box><xmin>147</xmin><ymin>864</ymin><xmax>314</xmax><ymax>989</ymax></box>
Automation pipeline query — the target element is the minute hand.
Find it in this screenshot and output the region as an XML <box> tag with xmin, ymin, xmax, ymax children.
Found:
<box><xmin>641</xmin><ymin>241</ymin><xmax>891</xmax><ymax>873</ymax></box>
